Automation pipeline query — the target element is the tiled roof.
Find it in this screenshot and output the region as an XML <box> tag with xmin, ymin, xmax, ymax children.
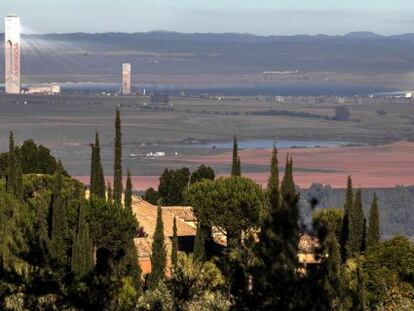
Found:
<box><xmin>298</xmin><ymin>234</ymin><xmax>320</xmax><ymax>254</ymax></box>
<box><xmin>131</xmin><ymin>195</ymin><xmax>196</xmax><ymax>238</ymax></box>
<box><xmin>162</xmin><ymin>206</ymin><xmax>197</xmax><ymax>223</ymax></box>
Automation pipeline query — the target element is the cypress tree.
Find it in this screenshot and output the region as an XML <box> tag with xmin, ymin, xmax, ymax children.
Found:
<box><xmin>120</xmin><ymin>239</ymin><xmax>142</xmax><ymax>292</ymax></box>
<box><xmin>231</xmin><ymin>135</ymin><xmax>241</xmax><ymax>176</ymax></box>
<box><xmin>71</xmin><ymin>201</ymin><xmax>94</xmax><ymax>279</ymax></box>
<box><xmin>107</xmin><ymin>180</ymin><xmax>113</xmax><ymax>205</ymax></box>
<box><xmin>281</xmin><ymin>155</ymin><xmax>295</xmax><ymax>200</ymax></box>
<box><xmin>113</xmin><ymin>108</ymin><xmax>123</xmax><ymax>206</ymax></box>
<box><xmin>90</xmin><ymin>141</ymin><xmax>97</xmax><ymax>197</ymax></box>
<box><xmin>90</xmin><ymin>132</ymin><xmax>106</xmax><ymax>200</ymax></box>
<box><xmin>50</xmin><ymin>170</ymin><xmax>68</xmax><ymax>268</ymax></box>
<box><xmin>253</xmin><ymin>152</ymin><xmax>301</xmax><ymax>310</ymax></box>
<box><xmin>361</xmin><ymin>217</ymin><xmax>367</xmax><ymax>253</ymax></box>
<box><xmin>353</xmin><ymin>261</ymin><xmax>366</xmax><ymax>311</ymax></box>
<box><xmin>367</xmin><ymin>193</ymin><xmax>380</xmax><ymax>249</ymax></box>
<box><xmin>267</xmin><ymin>145</ymin><xmax>280</xmax><ymax>211</ymax></box>
<box><xmin>125</xmin><ymin>169</ymin><xmax>132</xmax><ymax>210</ymax></box>
<box><xmin>148</xmin><ymin>205</ymin><xmax>166</xmax><ymax>289</ymax></box>
<box><xmin>347</xmin><ymin>189</ymin><xmax>365</xmax><ymax>257</ymax></box>
<box><xmin>324</xmin><ymin>233</ymin><xmax>344</xmax><ymax>311</ymax></box>
<box><xmin>344</xmin><ymin>176</ymin><xmax>354</xmax><ymax>215</ymax></box>
<box><xmin>193</xmin><ymin>223</ymin><xmax>206</xmax><ymax>262</ymax></box>
<box><xmin>14</xmin><ymin>147</ymin><xmax>23</xmax><ymax>199</ymax></box>
<box><xmin>171</xmin><ymin>216</ymin><xmax>178</xmax><ymax>272</ymax></box>
<box><xmin>6</xmin><ymin>131</ymin><xmax>17</xmax><ymax>196</ymax></box>
<box><xmin>340</xmin><ymin>176</ymin><xmax>353</xmax><ymax>261</ymax></box>
<box><xmin>236</xmin><ymin>157</ymin><xmax>241</xmax><ymax>176</ymax></box>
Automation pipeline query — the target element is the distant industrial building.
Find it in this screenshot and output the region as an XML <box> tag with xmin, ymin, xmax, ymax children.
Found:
<box><xmin>5</xmin><ymin>14</ymin><xmax>21</xmax><ymax>94</ymax></box>
<box><xmin>26</xmin><ymin>84</ymin><xmax>61</xmax><ymax>95</ymax></box>
<box><xmin>122</xmin><ymin>63</ymin><xmax>131</xmax><ymax>95</ymax></box>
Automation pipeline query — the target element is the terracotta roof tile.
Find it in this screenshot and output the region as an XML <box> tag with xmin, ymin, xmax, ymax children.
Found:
<box><xmin>131</xmin><ymin>195</ymin><xmax>197</xmax><ymax>238</ymax></box>
<box><xmin>298</xmin><ymin>234</ymin><xmax>320</xmax><ymax>254</ymax></box>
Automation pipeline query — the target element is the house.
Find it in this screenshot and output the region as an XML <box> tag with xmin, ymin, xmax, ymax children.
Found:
<box><xmin>130</xmin><ymin>196</ymin><xmax>196</xmax><ymax>274</ymax></box>
<box><xmin>130</xmin><ymin>195</ymin><xmax>321</xmax><ymax>275</ymax></box>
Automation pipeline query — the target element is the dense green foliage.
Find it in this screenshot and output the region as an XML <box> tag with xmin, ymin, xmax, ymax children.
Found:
<box><xmin>1</xmin><ymin>117</ymin><xmax>413</xmax><ymax>310</ymax></box>
<box><xmin>364</xmin><ymin>236</ymin><xmax>414</xmax><ymax>308</ymax></box>
<box><xmin>158</xmin><ymin>167</ymin><xmax>190</xmax><ymax>206</ymax></box>
<box><xmin>143</xmin><ymin>187</ymin><xmax>160</xmax><ymax>205</ymax></box>
<box><xmin>0</xmin><ymin>138</ymin><xmax>68</xmax><ymax>178</ymax></box>
<box><xmin>185</xmin><ymin>177</ymin><xmax>265</xmax><ymax>249</ymax></box>
<box><xmin>139</xmin><ymin>253</ymin><xmax>231</xmax><ymax>310</ymax></box>
<box><xmin>313</xmin><ymin>208</ymin><xmax>344</xmax><ymax>244</ymax></box>
<box><xmin>190</xmin><ymin>165</ymin><xmax>215</xmax><ymax>184</ymax></box>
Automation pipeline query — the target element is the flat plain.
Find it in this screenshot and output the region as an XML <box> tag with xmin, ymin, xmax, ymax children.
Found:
<box><xmin>1</xmin><ymin>93</ymin><xmax>414</xmax><ymax>189</ymax></box>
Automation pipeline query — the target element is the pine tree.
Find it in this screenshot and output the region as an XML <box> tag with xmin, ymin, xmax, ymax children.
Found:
<box><xmin>367</xmin><ymin>193</ymin><xmax>380</xmax><ymax>249</ymax></box>
<box><xmin>231</xmin><ymin>135</ymin><xmax>241</xmax><ymax>176</ymax></box>
<box><xmin>148</xmin><ymin>205</ymin><xmax>166</xmax><ymax>289</ymax></box>
<box><xmin>90</xmin><ymin>132</ymin><xmax>106</xmax><ymax>200</ymax></box>
<box><xmin>107</xmin><ymin>180</ymin><xmax>113</xmax><ymax>205</ymax></box>
<box><xmin>324</xmin><ymin>233</ymin><xmax>344</xmax><ymax>311</ymax></box>
<box><xmin>113</xmin><ymin>108</ymin><xmax>123</xmax><ymax>206</ymax></box>
<box><xmin>267</xmin><ymin>145</ymin><xmax>280</xmax><ymax>212</ymax></box>
<box><xmin>347</xmin><ymin>189</ymin><xmax>365</xmax><ymax>257</ymax></box>
<box><xmin>50</xmin><ymin>170</ymin><xmax>68</xmax><ymax>268</ymax></box>
<box><xmin>71</xmin><ymin>201</ymin><xmax>94</xmax><ymax>279</ymax></box>
<box><xmin>125</xmin><ymin>169</ymin><xmax>132</xmax><ymax>210</ymax></box>
<box><xmin>171</xmin><ymin>216</ymin><xmax>178</xmax><ymax>272</ymax></box>
<box><xmin>340</xmin><ymin>176</ymin><xmax>353</xmax><ymax>261</ymax></box>
<box><xmin>193</xmin><ymin>223</ymin><xmax>206</xmax><ymax>262</ymax></box>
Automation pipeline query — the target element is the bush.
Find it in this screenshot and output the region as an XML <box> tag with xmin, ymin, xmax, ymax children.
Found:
<box><xmin>334</xmin><ymin>106</ymin><xmax>350</xmax><ymax>121</ymax></box>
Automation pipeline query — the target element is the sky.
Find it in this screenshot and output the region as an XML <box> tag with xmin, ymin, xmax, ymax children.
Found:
<box><xmin>1</xmin><ymin>0</ymin><xmax>414</xmax><ymax>35</ymax></box>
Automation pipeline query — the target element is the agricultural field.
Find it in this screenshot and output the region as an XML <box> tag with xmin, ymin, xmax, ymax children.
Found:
<box><xmin>1</xmin><ymin>93</ymin><xmax>414</xmax><ymax>188</ymax></box>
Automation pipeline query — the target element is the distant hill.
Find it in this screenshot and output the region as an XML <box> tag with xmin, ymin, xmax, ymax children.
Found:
<box><xmin>343</xmin><ymin>31</ymin><xmax>384</xmax><ymax>39</ymax></box>
<box><xmin>1</xmin><ymin>31</ymin><xmax>414</xmax><ymax>79</ymax></box>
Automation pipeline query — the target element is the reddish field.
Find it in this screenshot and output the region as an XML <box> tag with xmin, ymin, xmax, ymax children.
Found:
<box><xmin>75</xmin><ymin>176</ymin><xmax>160</xmax><ymax>192</ymax></box>
<box><xmin>182</xmin><ymin>142</ymin><xmax>414</xmax><ymax>189</ymax></box>
<box><xmin>75</xmin><ymin>142</ymin><xmax>414</xmax><ymax>190</ymax></box>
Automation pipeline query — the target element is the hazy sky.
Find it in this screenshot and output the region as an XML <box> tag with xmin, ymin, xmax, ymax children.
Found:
<box><xmin>1</xmin><ymin>0</ymin><xmax>414</xmax><ymax>35</ymax></box>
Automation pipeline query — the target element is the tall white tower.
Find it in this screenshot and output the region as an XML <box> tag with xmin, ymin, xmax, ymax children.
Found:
<box><xmin>5</xmin><ymin>14</ymin><xmax>21</xmax><ymax>94</ymax></box>
<box><xmin>122</xmin><ymin>63</ymin><xmax>131</xmax><ymax>95</ymax></box>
